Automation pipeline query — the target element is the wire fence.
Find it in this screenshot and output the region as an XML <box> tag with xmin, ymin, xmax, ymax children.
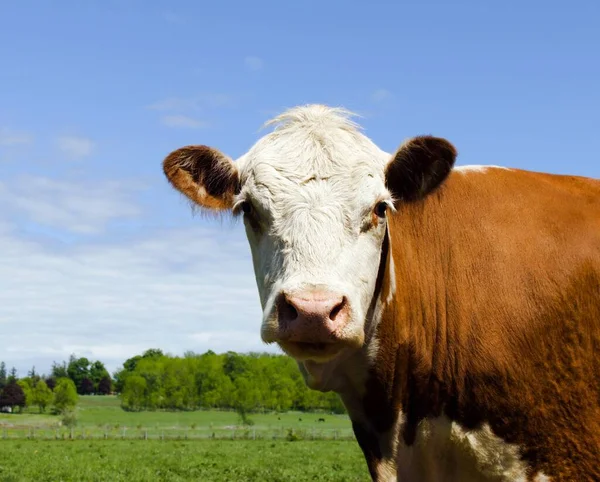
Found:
<box><xmin>0</xmin><ymin>426</ymin><xmax>356</xmax><ymax>442</ymax></box>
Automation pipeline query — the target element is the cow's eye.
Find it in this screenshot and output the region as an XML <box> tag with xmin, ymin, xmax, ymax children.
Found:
<box><xmin>374</xmin><ymin>201</ymin><xmax>388</xmax><ymax>218</ymax></box>
<box><xmin>241</xmin><ymin>201</ymin><xmax>253</xmax><ymax>215</ymax></box>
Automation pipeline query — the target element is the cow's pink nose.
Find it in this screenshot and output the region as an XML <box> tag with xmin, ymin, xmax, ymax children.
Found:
<box><xmin>277</xmin><ymin>290</ymin><xmax>350</xmax><ymax>341</ymax></box>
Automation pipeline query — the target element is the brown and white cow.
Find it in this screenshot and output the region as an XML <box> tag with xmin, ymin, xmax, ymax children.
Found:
<box><xmin>162</xmin><ymin>105</ymin><xmax>600</xmax><ymax>481</ymax></box>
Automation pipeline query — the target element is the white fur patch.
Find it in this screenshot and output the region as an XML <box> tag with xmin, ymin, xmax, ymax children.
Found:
<box><xmin>454</xmin><ymin>165</ymin><xmax>509</xmax><ymax>173</ymax></box>
<box><xmin>395</xmin><ymin>416</ymin><xmax>536</xmax><ymax>482</ymax></box>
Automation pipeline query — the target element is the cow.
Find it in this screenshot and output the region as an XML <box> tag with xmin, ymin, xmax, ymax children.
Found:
<box><xmin>162</xmin><ymin>104</ymin><xmax>600</xmax><ymax>481</ymax></box>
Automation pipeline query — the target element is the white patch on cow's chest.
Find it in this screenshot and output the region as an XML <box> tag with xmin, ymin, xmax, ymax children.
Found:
<box><xmin>391</xmin><ymin>416</ymin><xmax>548</xmax><ymax>482</ymax></box>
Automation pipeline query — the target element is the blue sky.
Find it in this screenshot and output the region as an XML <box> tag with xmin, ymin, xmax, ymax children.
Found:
<box><xmin>1</xmin><ymin>0</ymin><xmax>598</xmax><ymax>375</ymax></box>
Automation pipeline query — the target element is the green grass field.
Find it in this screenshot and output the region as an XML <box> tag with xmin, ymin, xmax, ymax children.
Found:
<box><xmin>0</xmin><ymin>440</ymin><xmax>370</xmax><ymax>481</ymax></box>
<box><xmin>1</xmin><ymin>396</ymin><xmax>354</xmax><ymax>440</ymax></box>
<box><xmin>0</xmin><ymin>396</ymin><xmax>368</xmax><ymax>481</ymax></box>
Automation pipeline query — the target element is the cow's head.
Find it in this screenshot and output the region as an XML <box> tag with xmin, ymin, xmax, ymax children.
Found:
<box><xmin>163</xmin><ymin>105</ymin><xmax>456</xmax><ymax>364</ymax></box>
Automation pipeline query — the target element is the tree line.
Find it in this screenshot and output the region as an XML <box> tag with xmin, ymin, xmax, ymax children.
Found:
<box><xmin>0</xmin><ymin>356</ymin><xmax>109</xmax><ymax>414</ymax></box>
<box><xmin>0</xmin><ymin>369</ymin><xmax>79</xmax><ymax>415</ymax></box>
<box><xmin>1</xmin><ymin>349</ymin><xmax>346</xmax><ymax>415</ymax></box>
<box><xmin>114</xmin><ymin>350</ymin><xmax>346</xmax><ymax>414</ymax></box>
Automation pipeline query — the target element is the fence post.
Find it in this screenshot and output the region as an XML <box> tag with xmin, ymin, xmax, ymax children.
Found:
<box><xmin>144</xmin><ymin>430</ymin><xmax>148</xmax><ymax>440</ymax></box>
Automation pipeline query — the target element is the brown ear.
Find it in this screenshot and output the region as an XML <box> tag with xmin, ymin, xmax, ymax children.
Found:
<box><xmin>162</xmin><ymin>145</ymin><xmax>239</xmax><ymax>210</ymax></box>
<box><xmin>385</xmin><ymin>136</ymin><xmax>457</xmax><ymax>203</ymax></box>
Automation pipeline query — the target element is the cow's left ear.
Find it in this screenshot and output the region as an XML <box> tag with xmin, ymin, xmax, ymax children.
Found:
<box><xmin>385</xmin><ymin>136</ymin><xmax>457</xmax><ymax>203</ymax></box>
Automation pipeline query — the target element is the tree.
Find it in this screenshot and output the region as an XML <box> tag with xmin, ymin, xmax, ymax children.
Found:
<box><xmin>0</xmin><ymin>362</ymin><xmax>7</xmax><ymax>389</ymax></box>
<box><xmin>142</xmin><ymin>348</ymin><xmax>164</xmax><ymax>359</ymax></box>
<box><xmin>31</xmin><ymin>380</ymin><xmax>53</xmax><ymax>413</ymax></box>
<box><xmin>0</xmin><ymin>382</ymin><xmax>26</xmax><ymax>412</ymax></box>
<box><xmin>45</xmin><ymin>377</ymin><xmax>56</xmax><ymax>391</ymax></box>
<box><xmin>98</xmin><ymin>375</ymin><xmax>112</xmax><ymax>395</ymax></box>
<box><xmin>53</xmin><ymin>378</ymin><xmax>78</xmax><ymax>413</ymax></box>
<box><xmin>8</xmin><ymin>367</ymin><xmax>17</xmax><ymax>383</ymax></box>
<box><xmin>121</xmin><ymin>375</ymin><xmax>147</xmax><ymax>411</ymax></box>
<box><xmin>51</xmin><ymin>361</ymin><xmax>68</xmax><ymax>379</ymax></box>
<box><xmin>89</xmin><ymin>361</ymin><xmax>109</xmax><ymax>390</ymax></box>
<box><xmin>113</xmin><ymin>354</ymin><xmax>142</xmax><ymax>393</ymax></box>
<box><xmin>223</xmin><ymin>352</ymin><xmax>248</xmax><ymax>381</ymax></box>
<box><xmin>67</xmin><ymin>355</ymin><xmax>91</xmax><ymax>394</ymax></box>
<box><xmin>17</xmin><ymin>379</ymin><xmax>33</xmax><ymax>408</ymax></box>
<box><xmin>80</xmin><ymin>377</ymin><xmax>94</xmax><ymax>395</ymax></box>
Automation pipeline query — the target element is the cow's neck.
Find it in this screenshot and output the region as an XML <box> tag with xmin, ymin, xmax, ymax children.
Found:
<box><xmin>346</xmin><ymin>204</ymin><xmax>456</xmax><ymax>479</ymax></box>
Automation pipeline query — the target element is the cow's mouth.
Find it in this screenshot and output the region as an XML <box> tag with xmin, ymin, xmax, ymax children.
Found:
<box><xmin>278</xmin><ymin>340</ymin><xmax>345</xmax><ymax>362</ymax></box>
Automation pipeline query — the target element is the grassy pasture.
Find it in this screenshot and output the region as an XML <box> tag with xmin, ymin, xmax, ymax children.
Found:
<box><xmin>1</xmin><ymin>396</ymin><xmax>354</xmax><ymax>440</ymax></box>
<box><xmin>0</xmin><ymin>396</ymin><xmax>368</xmax><ymax>481</ymax></box>
<box><xmin>0</xmin><ymin>439</ymin><xmax>370</xmax><ymax>481</ymax></box>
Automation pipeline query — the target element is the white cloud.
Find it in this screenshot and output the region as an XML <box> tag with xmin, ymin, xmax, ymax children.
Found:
<box><xmin>0</xmin><ymin>175</ymin><xmax>143</xmax><ymax>234</ymax></box>
<box><xmin>371</xmin><ymin>88</ymin><xmax>393</xmax><ymax>103</ymax></box>
<box><xmin>0</xmin><ymin>128</ymin><xmax>33</xmax><ymax>146</ymax></box>
<box><xmin>148</xmin><ymin>97</ymin><xmax>200</xmax><ymax>112</ymax></box>
<box><xmin>57</xmin><ymin>135</ymin><xmax>94</xmax><ymax>160</ymax></box>
<box><xmin>0</xmin><ymin>222</ymin><xmax>271</xmax><ymax>375</ymax></box>
<box><xmin>244</xmin><ymin>56</ymin><xmax>264</xmax><ymax>71</ymax></box>
<box><xmin>161</xmin><ymin>115</ymin><xmax>209</xmax><ymax>129</ymax></box>
<box><xmin>148</xmin><ymin>94</ymin><xmax>235</xmax><ymax>112</ymax></box>
<box><xmin>0</xmin><ymin>169</ymin><xmax>275</xmax><ymax>375</ymax></box>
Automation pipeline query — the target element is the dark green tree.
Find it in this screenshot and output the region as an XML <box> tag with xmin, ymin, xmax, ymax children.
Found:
<box><xmin>67</xmin><ymin>356</ymin><xmax>91</xmax><ymax>394</ymax></box>
<box><xmin>0</xmin><ymin>362</ymin><xmax>6</xmax><ymax>389</ymax></box>
<box><xmin>142</xmin><ymin>348</ymin><xmax>164</xmax><ymax>359</ymax></box>
<box><xmin>45</xmin><ymin>377</ymin><xmax>56</xmax><ymax>391</ymax></box>
<box><xmin>89</xmin><ymin>361</ymin><xmax>109</xmax><ymax>390</ymax></box>
<box><xmin>51</xmin><ymin>361</ymin><xmax>68</xmax><ymax>379</ymax></box>
<box><xmin>0</xmin><ymin>381</ymin><xmax>26</xmax><ymax>412</ymax></box>
<box><xmin>80</xmin><ymin>377</ymin><xmax>94</xmax><ymax>395</ymax></box>
<box><xmin>98</xmin><ymin>375</ymin><xmax>112</xmax><ymax>395</ymax></box>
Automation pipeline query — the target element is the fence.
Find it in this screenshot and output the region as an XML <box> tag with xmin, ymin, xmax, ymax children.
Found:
<box><xmin>0</xmin><ymin>426</ymin><xmax>356</xmax><ymax>442</ymax></box>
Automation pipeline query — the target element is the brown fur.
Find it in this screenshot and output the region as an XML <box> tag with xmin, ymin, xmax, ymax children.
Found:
<box><xmin>358</xmin><ymin>167</ymin><xmax>600</xmax><ymax>480</ymax></box>
<box><xmin>162</xmin><ymin>145</ymin><xmax>239</xmax><ymax>210</ymax></box>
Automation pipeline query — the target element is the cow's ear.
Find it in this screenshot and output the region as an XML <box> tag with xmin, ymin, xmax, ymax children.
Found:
<box><xmin>385</xmin><ymin>136</ymin><xmax>457</xmax><ymax>203</ymax></box>
<box><xmin>163</xmin><ymin>145</ymin><xmax>239</xmax><ymax>211</ymax></box>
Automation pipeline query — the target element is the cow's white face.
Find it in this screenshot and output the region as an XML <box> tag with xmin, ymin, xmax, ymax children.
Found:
<box><xmin>163</xmin><ymin>105</ymin><xmax>456</xmax><ymax>365</ymax></box>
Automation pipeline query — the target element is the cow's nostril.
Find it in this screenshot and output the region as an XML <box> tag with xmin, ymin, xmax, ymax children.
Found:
<box><xmin>279</xmin><ymin>294</ymin><xmax>298</xmax><ymax>322</ymax></box>
<box><xmin>329</xmin><ymin>297</ymin><xmax>347</xmax><ymax>321</ymax></box>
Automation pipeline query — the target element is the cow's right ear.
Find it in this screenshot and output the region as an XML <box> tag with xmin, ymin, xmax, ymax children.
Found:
<box><xmin>162</xmin><ymin>145</ymin><xmax>240</xmax><ymax>211</ymax></box>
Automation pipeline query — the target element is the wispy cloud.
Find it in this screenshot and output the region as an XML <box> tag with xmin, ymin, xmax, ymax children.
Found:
<box><xmin>0</xmin><ymin>176</ymin><xmax>143</xmax><ymax>234</ymax></box>
<box><xmin>147</xmin><ymin>94</ymin><xmax>235</xmax><ymax>112</ymax></box>
<box><xmin>371</xmin><ymin>88</ymin><xmax>393</xmax><ymax>103</ymax></box>
<box><xmin>161</xmin><ymin>115</ymin><xmax>209</xmax><ymax>129</ymax></box>
<box><xmin>0</xmin><ymin>219</ymin><xmax>268</xmax><ymax>374</ymax></box>
<box><xmin>244</xmin><ymin>56</ymin><xmax>264</xmax><ymax>71</ymax></box>
<box><xmin>56</xmin><ymin>135</ymin><xmax>94</xmax><ymax>160</ymax></box>
<box><xmin>0</xmin><ymin>128</ymin><xmax>33</xmax><ymax>146</ymax></box>
<box><xmin>148</xmin><ymin>97</ymin><xmax>200</xmax><ymax>112</ymax></box>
